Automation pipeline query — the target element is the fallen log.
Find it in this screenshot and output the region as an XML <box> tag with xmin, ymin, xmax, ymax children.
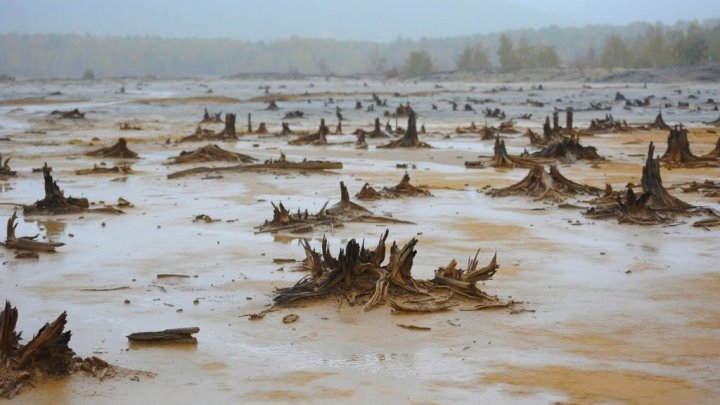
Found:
<box><xmin>166</xmin><ymin>152</ymin><xmax>342</xmax><ymax>179</ymax></box>
<box><xmin>126</xmin><ymin>327</ymin><xmax>199</xmax><ymax>344</ymax></box>
<box><xmin>168</xmin><ymin>144</ymin><xmax>257</xmax><ymax>164</ymax></box>
<box><xmin>86</xmin><ymin>138</ymin><xmax>139</xmax><ymax>159</ymax></box>
<box><xmin>488</xmin><ymin>165</ymin><xmax>602</xmax><ymax>202</ymax></box>
<box><xmin>75</xmin><ymin>163</ymin><xmax>132</xmax><ymax>175</ymax></box>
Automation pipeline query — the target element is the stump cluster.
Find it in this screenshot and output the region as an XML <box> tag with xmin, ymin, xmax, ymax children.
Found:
<box><xmin>86</xmin><ymin>138</ymin><xmax>139</xmax><ymax>159</ymax></box>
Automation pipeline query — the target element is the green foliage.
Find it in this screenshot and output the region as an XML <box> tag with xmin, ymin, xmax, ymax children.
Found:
<box><xmin>82</xmin><ymin>68</ymin><xmax>95</xmax><ymax>80</ymax></box>
<box><xmin>457</xmin><ymin>43</ymin><xmax>491</xmax><ymax>72</ymax></box>
<box><xmin>497</xmin><ymin>34</ymin><xmax>516</xmax><ymax>70</ymax></box>
<box><xmin>496</xmin><ymin>34</ymin><xmax>560</xmax><ymax>70</ymax></box>
<box><xmin>600</xmin><ymin>35</ymin><xmax>632</xmax><ymax>70</ymax></box>
<box><xmin>403</xmin><ymin>50</ymin><xmax>434</xmax><ymax>77</ymax></box>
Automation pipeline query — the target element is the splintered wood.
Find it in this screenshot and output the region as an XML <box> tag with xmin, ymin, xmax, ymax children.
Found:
<box><xmin>273</xmin><ymin>230</ymin><xmax>511</xmax><ymax>313</ymax></box>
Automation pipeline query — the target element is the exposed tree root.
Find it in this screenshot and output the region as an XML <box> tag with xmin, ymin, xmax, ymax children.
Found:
<box><xmin>466</xmin><ymin>136</ymin><xmax>549</xmax><ymax>169</ymax></box>
<box><xmin>166</xmin><ymin>152</ymin><xmax>342</xmax><ymax>179</ymax></box>
<box><xmin>86</xmin><ymin>138</ymin><xmax>139</xmax><ymax>159</ymax></box>
<box><xmin>356</xmin><ymin>173</ymin><xmax>431</xmax><ymax>200</ymax></box>
<box><xmin>179</xmin><ymin>113</ymin><xmax>237</xmax><ymax>142</ymax></box>
<box><xmin>50</xmin><ymin>108</ymin><xmax>85</xmax><ymax>119</ymax></box>
<box><xmin>168</xmin><ymin>144</ymin><xmax>257</xmax><ymax>164</ymax></box>
<box><xmin>488</xmin><ymin>165</ymin><xmax>602</xmax><ymax>202</ymax></box>
<box><xmin>530</xmin><ymin>134</ymin><xmax>603</xmax><ymax>162</ymax></box>
<box><xmin>0</xmin><ymin>301</ymin><xmax>126</xmax><ymax>399</ymax></box>
<box><xmin>272</xmin><ymin>230</ymin><xmax>509</xmax><ymax>313</ymax></box>
<box><xmin>255</xmin><ymin>182</ymin><xmax>413</xmax><ymax>234</ymax></box>
<box><xmin>3</xmin><ymin>210</ymin><xmax>64</xmax><ymax>252</ymax></box>
<box><xmin>587</xmin><ymin>114</ymin><xmax>630</xmax><ymax>133</ymax></box>
<box><xmin>703</xmin><ymin>137</ymin><xmax>720</xmax><ymax>159</ymax></box>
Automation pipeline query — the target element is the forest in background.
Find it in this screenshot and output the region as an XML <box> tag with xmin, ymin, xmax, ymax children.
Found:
<box><xmin>0</xmin><ymin>18</ymin><xmax>719</xmax><ymax>79</ymax></box>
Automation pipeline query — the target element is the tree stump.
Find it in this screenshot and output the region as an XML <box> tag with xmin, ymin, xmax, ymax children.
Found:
<box><xmin>86</xmin><ymin>138</ymin><xmax>138</xmax><ymax>159</ymax></box>
<box><xmin>530</xmin><ymin>134</ymin><xmax>602</xmax><ymax>162</ymax></box>
<box><xmin>378</xmin><ymin>111</ymin><xmax>431</xmax><ymax>148</ymax></box>
<box><xmin>0</xmin><ymin>155</ymin><xmax>16</xmax><ymax>177</ymax></box>
<box><xmin>488</xmin><ymin>165</ymin><xmax>602</xmax><ymax>202</ymax></box>
<box><xmin>24</xmin><ymin>164</ymin><xmax>89</xmax><ymax>215</ymax></box>
<box><xmin>356</xmin><ymin>173</ymin><xmax>431</xmax><ymax>200</ymax></box>
<box><xmin>660</xmin><ymin>125</ymin><xmax>718</xmax><ymax>168</ymax></box>
<box><xmin>169</xmin><ymin>144</ymin><xmax>257</xmax><ymax>164</ymax></box>
<box><xmin>288</xmin><ymin>119</ymin><xmax>329</xmax><ymax>145</ymax></box>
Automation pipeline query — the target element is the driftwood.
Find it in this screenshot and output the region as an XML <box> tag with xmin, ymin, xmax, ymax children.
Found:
<box><xmin>488</xmin><ymin>165</ymin><xmax>602</xmax><ymax>202</ymax></box>
<box><xmin>168</xmin><ymin>144</ymin><xmax>257</xmax><ymax>164</ymax></box>
<box><xmin>660</xmin><ymin>125</ymin><xmax>718</xmax><ymax>168</ymax></box>
<box><xmin>356</xmin><ymin>173</ymin><xmax>431</xmax><ymax>200</ymax></box>
<box><xmin>273</xmin><ymin>230</ymin><xmax>508</xmax><ymax>313</ymax></box>
<box><xmin>585</xmin><ymin>186</ymin><xmax>671</xmax><ymax>225</ymax></box>
<box><xmin>288</xmin><ymin>119</ymin><xmax>329</xmax><ymax>145</ymax></box>
<box><xmin>86</xmin><ymin>138</ymin><xmax>139</xmax><ymax>159</ymax></box>
<box><xmin>3</xmin><ymin>210</ymin><xmax>64</xmax><ymax>252</ymax></box>
<box><xmin>255</xmin><ymin>182</ymin><xmax>413</xmax><ymax>234</ymax></box>
<box><xmin>75</xmin><ymin>163</ymin><xmax>132</xmax><ymax>175</ymax></box>
<box><xmin>167</xmin><ymin>152</ymin><xmax>342</xmax><ymax>179</ymax></box>
<box><xmin>378</xmin><ymin>111</ymin><xmax>430</xmax><ymax>148</ymax></box>
<box><xmin>0</xmin><ymin>302</ymin><xmax>116</xmax><ymax>399</ymax></box>
<box><xmin>0</xmin><ymin>155</ymin><xmax>16</xmax><ymax>177</ymax></box>
<box><xmin>126</xmin><ymin>327</ymin><xmax>199</xmax><ymax>344</ymax></box>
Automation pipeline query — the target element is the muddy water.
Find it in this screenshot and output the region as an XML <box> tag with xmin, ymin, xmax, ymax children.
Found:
<box><xmin>1</xmin><ymin>78</ymin><xmax>719</xmax><ymax>404</ymax></box>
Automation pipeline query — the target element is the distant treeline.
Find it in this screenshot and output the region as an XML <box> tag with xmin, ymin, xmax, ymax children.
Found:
<box><xmin>0</xmin><ymin>18</ymin><xmax>718</xmax><ymax>79</ymax></box>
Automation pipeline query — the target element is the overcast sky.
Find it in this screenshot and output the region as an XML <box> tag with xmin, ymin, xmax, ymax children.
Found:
<box><xmin>1</xmin><ymin>0</ymin><xmax>718</xmax><ymax>41</ymax></box>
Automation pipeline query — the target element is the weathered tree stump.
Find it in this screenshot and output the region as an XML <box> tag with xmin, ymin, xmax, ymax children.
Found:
<box><xmin>24</xmin><ymin>164</ymin><xmax>88</xmax><ymax>215</ymax></box>
<box><xmin>378</xmin><ymin>111</ymin><xmax>431</xmax><ymax>148</ymax></box>
<box><xmin>643</xmin><ymin>142</ymin><xmax>693</xmax><ymax>211</ymax></box>
<box><xmin>50</xmin><ymin>108</ymin><xmax>85</xmax><ymax>119</ymax></box>
<box><xmin>216</xmin><ymin>113</ymin><xmax>237</xmax><ymax>139</ymax></box>
<box><xmin>288</xmin><ymin>119</ymin><xmax>329</xmax><ymax>145</ymax></box>
<box><xmin>200</xmin><ymin>108</ymin><xmax>222</xmax><ymax>123</ymax></box>
<box><xmin>168</xmin><ymin>144</ymin><xmax>257</xmax><ymax>164</ymax></box>
<box><xmin>283</xmin><ymin>110</ymin><xmax>304</xmax><ymax>119</ymax></box>
<box><xmin>272</xmin><ymin>230</ymin><xmax>509</xmax><ymax>313</ymax></box>
<box><xmin>355</xmin><ymin>118</ymin><xmax>389</xmax><ymax>139</ymax></box>
<box><xmin>356</xmin><ymin>173</ymin><xmax>430</xmax><ymax>200</ymax></box>
<box><xmin>660</xmin><ymin>125</ymin><xmax>718</xmax><ymax>168</ymax></box>
<box><xmin>0</xmin><ymin>155</ymin><xmax>16</xmax><ymax>177</ymax></box>
<box><xmin>530</xmin><ymin>134</ymin><xmax>602</xmax><ymax>162</ymax></box>
<box><xmin>650</xmin><ymin>109</ymin><xmax>670</xmax><ymax>130</ymax></box>
<box><xmin>703</xmin><ymin>137</ymin><xmax>720</xmax><ymax>159</ymax></box>
<box><xmin>75</xmin><ymin>163</ymin><xmax>132</xmax><ymax>175</ymax></box>
<box><xmin>86</xmin><ymin>138</ymin><xmax>139</xmax><ymax>159</ymax></box>
<box><xmin>488</xmin><ymin>165</ymin><xmax>602</xmax><ymax>202</ymax></box>
<box><xmin>266</xmin><ymin>100</ymin><xmax>279</xmax><ymax>111</ymax></box>
<box><xmin>466</xmin><ymin>136</ymin><xmax>548</xmax><ymax>169</ymax></box>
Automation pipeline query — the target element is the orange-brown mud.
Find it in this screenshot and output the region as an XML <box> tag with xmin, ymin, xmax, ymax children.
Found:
<box><xmin>0</xmin><ymin>79</ymin><xmax>719</xmax><ymax>403</ymax></box>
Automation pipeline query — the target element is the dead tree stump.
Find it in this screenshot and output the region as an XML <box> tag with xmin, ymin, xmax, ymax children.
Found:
<box><xmin>488</xmin><ymin>165</ymin><xmax>602</xmax><ymax>202</ymax></box>
<box><xmin>643</xmin><ymin>142</ymin><xmax>693</xmax><ymax>211</ymax></box>
<box><xmin>0</xmin><ymin>155</ymin><xmax>16</xmax><ymax>177</ymax></box>
<box><xmin>660</xmin><ymin>125</ymin><xmax>718</xmax><ymax>168</ymax></box>
<box><xmin>86</xmin><ymin>138</ymin><xmax>139</xmax><ymax>159</ymax></box>
<box><xmin>24</xmin><ymin>164</ymin><xmax>88</xmax><ymax>215</ymax></box>
<box><xmin>378</xmin><ymin>111</ymin><xmax>430</xmax><ymax>148</ymax></box>
<box><xmin>169</xmin><ymin>144</ymin><xmax>257</xmax><ymax>164</ymax></box>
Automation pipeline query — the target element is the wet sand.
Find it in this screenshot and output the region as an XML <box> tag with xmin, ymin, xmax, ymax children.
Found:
<box><xmin>1</xmin><ymin>78</ymin><xmax>719</xmax><ymax>404</ymax></box>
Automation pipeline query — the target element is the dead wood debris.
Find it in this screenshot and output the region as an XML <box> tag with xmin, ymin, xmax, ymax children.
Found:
<box><xmin>466</xmin><ymin>136</ymin><xmax>549</xmax><ymax>169</ymax></box>
<box><xmin>255</xmin><ymin>182</ymin><xmax>413</xmax><ymax>234</ymax></box>
<box><xmin>166</xmin><ymin>152</ymin><xmax>342</xmax><ymax>179</ymax></box>
<box><xmin>179</xmin><ymin>113</ymin><xmax>237</xmax><ymax>142</ymax></box>
<box><xmin>193</xmin><ymin>214</ymin><xmax>220</xmax><ymax>223</ymax></box>
<box><xmin>24</xmin><ymin>164</ymin><xmax>124</xmax><ymax>216</ymax></box>
<box><xmin>378</xmin><ymin>111</ymin><xmax>431</xmax><ymax>148</ymax></box>
<box><xmin>0</xmin><ymin>155</ymin><xmax>16</xmax><ymax>178</ymax></box>
<box><xmin>75</xmin><ymin>163</ymin><xmax>132</xmax><ymax>175</ymax></box>
<box><xmin>272</xmin><ymin>230</ymin><xmax>510</xmax><ymax>313</ymax></box>
<box><xmin>3</xmin><ymin>210</ymin><xmax>64</xmax><ymax>252</ymax></box>
<box><xmin>671</xmin><ymin>180</ymin><xmax>720</xmax><ymax>197</ymax></box>
<box><xmin>587</xmin><ymin>114</ymin><xmax>630</xmax><ymax>133</ymax></box>
<box><xmin>354</xmin><ymin>118</ymin><xmax>390</xmax><ymax>139</ymax></box>
<box><xmin>288</xmin><ymin>119</ymin><xmax>329</xmax><ymax>145</ymax></box>
<box><xmin>703</xmin><ymin>137</ymin><xmax>720</xmax><ymax>159</ymax></box>
<box><xmin>585</xmin><ymin>143</ymin><xmax>704</xmax><ymax>225</ymax></box>
<box><xmin>530</xmin><ymin>134</ymin><xmax>603</xmax><ymax>162</ymax></box>
<box><xmin>86</xmin><ymin>138</ymin><xmax>139</xmax><ymax>159</ymax></box>
<box><xmin>169</xmin><ymin>144</ymin><xmax>257</xmax><ymax>164</ymax></box>
<box><xmin>50</xmin><ymin>108</ymin><xmax>85</xmax><ymax>119</ymax></box>
<box><xmin>356</xmin><ymin>173</ymin><xmax>431</xmax><ymax>200</ymax></box>
<box><xmin>488</xmin><ymin>165</ymin><xmax>602</xmax><ymax>202</ymax></box>
<box><xmin>660</xmin><ymin>125</ymin><xmax>718</xmax><ymax>168</ymax></box>
<box><xmin>126</xmin><ymin>327</ymin><xmax>199</xmax><ymax>344</ymax></box>
<box><xmin>201</xmin><ymin>108</ymin><xmax>222</xmax><ymax>123</ymax></box>
<box><xmin>0</xmin><ymin>301</ymin><xmax>118</xmax><ymax>399</ymax></box>
<box><xmin>119</xmin><ymin>122</ymin><xmax>142</xmax><ymax>130</ymax></box>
